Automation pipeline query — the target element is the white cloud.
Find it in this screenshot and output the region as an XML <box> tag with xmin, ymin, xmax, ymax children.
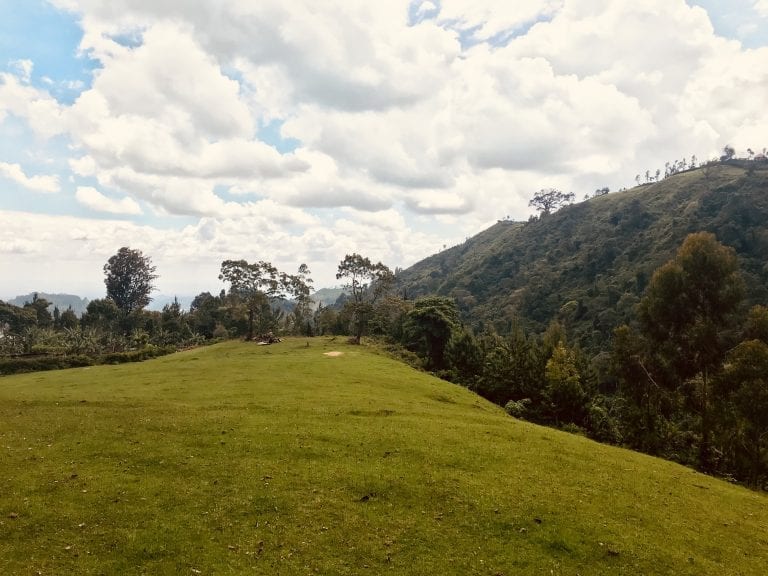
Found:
<box><xmin>3</xmin><ymin>0</ymin><xmax>768</xmax><ymax>296</ymax></box>
<box><xmin>0</xmin><ymin>162</ymin><xmax>60</xmax><ymax>193</ymax></box>
<box><xmin>438</xmin><ymin>0</ymin><xmax>564</xmax><ymax>41</ymax></box>
<box><xmin>9</xmin><ymin>60</ymin><xmax>34</xmax><ymax>83</ymax></box>
<box><xmin>75</xmin><ymin>186</ymin><xmax>143</xmax><ymax>214</ymax></box>
<box><xmin>755</xmin><ymin>0</ymin><xmax>768</xmax><ymax>18</ymax></box>
<box><xmin>415</xmin><ymin>1</ymin><xmax>438</xmax><ymax>18</ymax></box>
<box><xmin>0</xmin><ymin>73</ymin><xmax>67</xmax><ymax>138</ymax></box>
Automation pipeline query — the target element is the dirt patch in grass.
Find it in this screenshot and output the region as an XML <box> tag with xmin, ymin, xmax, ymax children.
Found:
<box><xmin>323</xmin><ymin>351</ymin><xmax>344</xmax><ymax>357</ymax></box>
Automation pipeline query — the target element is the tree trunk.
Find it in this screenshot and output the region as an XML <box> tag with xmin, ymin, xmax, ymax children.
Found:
<box><xmin>699</xmin><ymin>368</ymin><xmax>712</xmax><ymax>471</ymax></box>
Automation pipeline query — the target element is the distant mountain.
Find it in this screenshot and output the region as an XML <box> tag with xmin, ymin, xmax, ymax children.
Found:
<box><xmin>7</xmin><ymin>293</ymin><xmax>90</xmax><ymax>317</ymax></box>
<box><xmin>311</xmin><ymin>287</ymin><xmax>348</xmax><ymax>308</ymax></box>
<box><xmin>396</xmin><ymin>162</ymin><xmax>768</xmax><ymax>352</ymax></box>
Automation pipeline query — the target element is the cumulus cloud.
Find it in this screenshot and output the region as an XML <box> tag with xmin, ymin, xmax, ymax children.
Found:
<box><xmin>756</xmin><ymin>1</ymin><xmax>768</xmax><ymax>18</ymax></box>
<box><xmin>3</xmin><ymin>0</ymin><xmax>768</xmax><ymax>296</ymax></box>
<box><xmin>75</xmin><ymin>186</ymin><xmax>143</xmax><ymax>214</ymax></box>
<box><xmin>0</xmin><ymin>162</ymin><xmax>60</xmax><ymax>193</ymax></box>
<box><xmin>0</xmin><ymin>72</ymin><xmax>67</xmax><ymax>138</ymax></box>
<box><xmin>437</xmin><ymin>0</ymin><xmax>564</xmax><ymax>41</ymax></box>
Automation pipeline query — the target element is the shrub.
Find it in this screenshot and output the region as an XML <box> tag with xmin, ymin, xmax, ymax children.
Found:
<box><xmin>505</xmin><ymin>398</ymin><xmax>531</xmax><ymax>419</ymax></box>
<box><xmin>99</xmin><ymin>345</ymin><xmax>175</xmax><ymax>365</ymax></box>
<box><xmin>0</xmin><ymin>355</ymin><xmax>94</xmax><ymax>376</ymax></box>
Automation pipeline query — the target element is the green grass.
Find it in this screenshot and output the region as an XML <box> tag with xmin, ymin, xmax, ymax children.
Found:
<box><xmin>2</xmin><ymin>339</ymin><xmax>767</xmax><ymax>574</ymax></box>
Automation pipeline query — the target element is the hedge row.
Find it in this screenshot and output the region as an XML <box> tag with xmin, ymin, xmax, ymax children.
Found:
<box><xmin>0</xmin><ymin>355</ymin><xmax>94</xmax><ymax>375</ymax></box>
<box><xmin>0</xmin><ymin>345</ymin><xmax>177</xmax><ymax>376</ymax></box>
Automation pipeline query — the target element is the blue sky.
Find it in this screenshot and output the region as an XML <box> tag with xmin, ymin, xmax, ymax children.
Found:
<box><xmin>1</xmin><ymin>0</ymin><xmax>767</xmax><ymax>299</ymax></box>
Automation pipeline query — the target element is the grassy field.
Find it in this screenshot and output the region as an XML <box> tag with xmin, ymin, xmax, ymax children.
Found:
<box><xmin>1</xmin><ymin>339</ymin><xmax>767</xmax><ymax>575</ymax></box>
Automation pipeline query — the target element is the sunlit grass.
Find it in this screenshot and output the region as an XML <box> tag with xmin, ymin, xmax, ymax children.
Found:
<box><xmin>1</xmin><ymin>338</ymin><xmax>767</xmax><ymax>574</ymax></box>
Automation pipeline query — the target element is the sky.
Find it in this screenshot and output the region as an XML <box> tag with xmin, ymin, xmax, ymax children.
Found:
<box><xmin>1</xmin><ymin>0</ymin><xmax>767</xmax><ymax>301</ymax></box>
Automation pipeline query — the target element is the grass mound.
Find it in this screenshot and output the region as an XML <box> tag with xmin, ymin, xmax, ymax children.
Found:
<box><xmin>1</xmin><ymin>339</ymin><xmax>767</xmax><ymax>574</ymax></box>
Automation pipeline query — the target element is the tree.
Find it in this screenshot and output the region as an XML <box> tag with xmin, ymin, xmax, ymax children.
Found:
<box><xmin>81</xmin><ymin>298</ymin><xmax>121</xmax><ymax>333</ymax></box>
<box><xmin>219</xmin><ymin>259</ymin><xmax>284</xmax><ymax>341</ymax></box>
<box><xmin>545</xmin><ymin>342</ymin><xmax>587</xmax><ymax>426</ymax></box>
<box><xmin>744</xmin><ymin>305</ymin><xmax>768</xmax><ymax>344</ymax></box>
<box><xmin>403</xmin><ymin>296</ymin><xmax>460</xmax><ymax>370</ymax></box>
<box><xmin>188</xmin><ymin>292</ymin><xmax>222</xmax><ymax>339</ymax></box>
<box><xmin>637</xmin><ymin>232</ymin><xmax>744</xmax><ymax>469</ymax></box>
<box><xmin>285</xmin><ymin>264</ymin><xmax>314</xmax><ymax>336</ymax></box>
<box><xmin>104</xmin><ymin>247</ymin><xmax>158</xmax><ymax>316</ymax></box>
<box><xmin>715</xmin><ymin>340</ymin><xmax>768</xmax><ymax>485</ymax></box>
<box><xmin>59</xmin><ymin>307</ymin><xmax>79</xmax><ymax>330</ymax></box>
<box><xmin>335</xmin><ymin>254</ymin><xmax>394</xmax><ymax>343</ymax></box>
<box><xmin>528</xmin><ymin>188</ymin><xmax>575</xmax><ymax>216</ymax></box>
<box><xmin>720</xmin><ymin>145</ymin><xmax>735</xmax><ymax>161</ymax></box>
<box><xmin>23</xmin><ymin>293</ymin><xmax>53</xmax><ymax>328</ymax></box>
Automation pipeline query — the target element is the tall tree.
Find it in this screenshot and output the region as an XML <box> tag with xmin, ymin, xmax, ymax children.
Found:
<box><xmin>23</xmin><ymin>293</ymin><xmax>53</xmax><ymax>328</ymax></box>
<box><xmin>528</xmin><ymin>188</ymin><xmax>575</xmax><ymax>216</ymax></box>
<box><xmin>715</xmin><ymin>340</ymin><xmax>768</xmax><ymax>485</ymax></box>
<box><xmin>103</xmin><ymin>247</ymin><xmax>158</xmax><ymax>315</ymax></box>
<box><xmin>336</xmin><ymin>254</ymin><xmax>394</xmax><ymax>343</ymax></box>
<box><xmin>544</xmin><ymin>342</ymin><xmax>587</xmax><ymax>426</ymax></box>
<box><xmin>637</xmin><ymin>232</ymin><xmax>744</xmax><ymax>469</ymax></box>
<box><xmin>219</xmin><ymin>259</ymin><xmax>283</xmax><ymax>341</ymax></box>
<box><xmin>403</xmin><ymin>296</ymin><xmax>460</xmax><ymax>370</ymax></box>
<box><xmin>285</xmin><ymin>264</ymin><xmax>314</xmax><ymax>336</ymax></box>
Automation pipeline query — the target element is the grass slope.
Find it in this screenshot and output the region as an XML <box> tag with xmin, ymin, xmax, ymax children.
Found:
<box><xmin>1</xmin><ymin>340</ymin><xmax>767</xmax><ymax>575</ymax></box>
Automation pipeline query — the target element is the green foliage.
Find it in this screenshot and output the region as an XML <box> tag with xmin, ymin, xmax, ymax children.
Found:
<box><xmin>218</xmin><ymin>259</ymin><xmax>307</xmax><ymax>340</ymax></box>
<box><xmin>470</xmin><ymin>330</ymin><xmax>549</xmax><ymax>410</ymax></box>
<box><xmin>638</xmin><ymin>232</ymin><xmax>743</xmax><ymax>377</ymax></box>
<box><xmin>0</xmin><ymin>354</ymin><xmax>94</xmax><ymax>375</ymax></box>
<box><xmin>445</xmin><ymin>330</ymin><xmax>482</xmax><ymax>385</ymax></box>
<box><xmin>744</xmin><ymin>305</ymin><xmax>768</xmax><ymax>344</ymax></box>
<box><xmin>103</xmin><ymin>247</ymin><xmax>158</xmax><ymax>315</ymax></box>
<box><xmin>544</xmin><ymin>342</ymin><xmax>587</xmax><ymax>425</ymax></box>
<box><xmin>637</xmin><ymin>232</ymin><xmax>744</xmax><ymax>469</ymax></box>
<box><xmin>397</xmin><ymin>164</ymin><xmax>768</xmax><ymax>354</ymax></box>
<box><xmin>504</xmin><ymin>398</ymin><xmax>531</xmax><ymax>419</ymax></box>
<box><xmin>0</xmin><ymin>300</ymin><xmax>37</xmax><ymax>333</ymax></box>
<box><xmin>403</xmin><ymin>296</ymin><xmax>460</xmax><ymax>370</ymax></box>
<box><xmin>336</xmin><ymin>254</ymin><xmax>394</xmax><ymax>342</ymax></box>
<box><xmin>529</xmin><ymin>188</ymin><xmax>576</xmax><ymax>215</ymax></box>
<box><xmin>715</xmin><ymin>340</ymin><xmax>768</xmax><ymax>486</ymax></box>
<box><xmin>99</xmin><ymin>345</ymin><xmax>176</xmax><ymax>365</ymax></box>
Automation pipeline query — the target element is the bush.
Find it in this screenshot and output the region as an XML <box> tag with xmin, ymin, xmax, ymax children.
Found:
<box><xmin>505</xmin><ymin>398</ymin><xmax>532</xmax><ymax>419</ymax></box>
<box><xmin>0</xmin><ymin>355</ymin><xmax>94</xmax><ymax>376</ymax></box>
<box><xmin>212</xmin><ymin>324</ymin><xmax>230</xmax><ymax>340</ymax></box>
<box><xmin>99</xmin><ymin>345</ymin><xmax>175</xmax><ymax>365</ymax></box>
<box><xmin>586</xmin><ymin>402</ymin><xmax>623</xmax><ymax>444</ymax></box>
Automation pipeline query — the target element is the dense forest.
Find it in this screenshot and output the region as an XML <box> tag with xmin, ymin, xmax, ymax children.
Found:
<box><xmin>2</xmin><ymin>160</ymin><xmax>767</xmax><ymax>488</ymax></box>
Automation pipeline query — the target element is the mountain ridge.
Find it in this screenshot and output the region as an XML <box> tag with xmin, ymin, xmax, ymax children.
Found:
<box><xmin>396</xmin><ymin>162</ymin><xmax>768</xmax><ymax>351</ymax></box>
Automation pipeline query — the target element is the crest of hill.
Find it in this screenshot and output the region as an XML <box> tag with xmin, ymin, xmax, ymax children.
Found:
<box><xmin>397</xmin><ymin>163</ymin><xmax>768</xmax><ymax>351</ymax></box>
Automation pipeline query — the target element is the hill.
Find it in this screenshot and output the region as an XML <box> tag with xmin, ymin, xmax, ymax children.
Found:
<box><xmin>1</xmin><ymin>340</ymin><xmax>766</xmax><ymax>574</ymax></box>
<box><xmin>312</xmin><ymin>286</ymin><xmax>348</xmax><ymax>308</ymax></box>
<box><xmin>7</xmin><ymin>293</ymin><xmax>90</xmax><ymax>317</ymax></box>
<box><xmin>396</xmin><ymin>163</ymin><xmax>768</xmax><ymax>351</ymax></box>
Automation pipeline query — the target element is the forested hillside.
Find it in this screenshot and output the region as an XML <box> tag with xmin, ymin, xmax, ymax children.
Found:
<box><xmin>397</xmin><ymin>163</ymin><xmax>768</xmax><ymax>352</ymax></box>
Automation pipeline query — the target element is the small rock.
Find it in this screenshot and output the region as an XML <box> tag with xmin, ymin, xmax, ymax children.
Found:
<box><xmin>534</xmin><ymin>517</ymin><xmax>542</xmax><ymax>524</ymax></box>
<box><xmin>8</xmin><ymin>512</ymin><xmax>19</xmax><ymax>519</ymax></box>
